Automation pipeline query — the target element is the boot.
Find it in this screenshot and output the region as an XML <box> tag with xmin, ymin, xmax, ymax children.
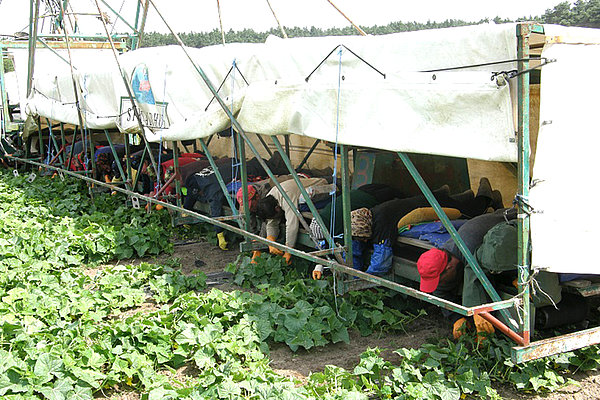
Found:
<box><xmin>217</xmin><ymin>232</ymin><xmax>228</xmax><ymax>251</ymax></box>
<box><xmin>351</xmin><ymin>240</ymin><xmax>365</xmax><ymax>271</ymax></box>
<box><xmin>473</xmin><ymin>314</ymin><xmax>495</xmax><ymax>343</ymax></box>
<box><xmin>365</xmin><ymin>241</ymin><xmax>393</xmax><ymax>276</ymax></box>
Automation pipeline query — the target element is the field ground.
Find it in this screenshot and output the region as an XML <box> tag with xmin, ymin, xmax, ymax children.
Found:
<box><xmin>104</xmin><ymin>240</ymin><xmax>600</xmax><ymax>400</ymax></box>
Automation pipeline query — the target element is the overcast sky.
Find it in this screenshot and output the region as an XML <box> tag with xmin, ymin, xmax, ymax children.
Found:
<box><xmin>0</xmin><ymin>0</ymin><xmax>573</xmax><ymax>36</ymax></box>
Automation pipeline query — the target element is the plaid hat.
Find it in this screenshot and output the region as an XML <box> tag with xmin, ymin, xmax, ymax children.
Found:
<box><xmin>417</xmin><ymin>248</ymin><xmax>448</xmax><ymax>293</ymax></box>
<box><xmin>351</xmin><ymin>208</ymin><xmax>372</xmax><ymax>238</ymax></box>
<box><xmin>236</xmin><ymin>185</ymin><xmax>258</xmax><ymax>212</ymax></box>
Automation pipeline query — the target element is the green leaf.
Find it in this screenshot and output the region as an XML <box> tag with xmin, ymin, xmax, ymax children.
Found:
<box><xmin>34</xmin><ymin>354</ymin><xmax>64</xmax><ymax>382</ymax></box>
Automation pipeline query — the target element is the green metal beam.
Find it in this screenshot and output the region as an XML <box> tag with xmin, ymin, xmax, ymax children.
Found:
<box><xmin>27</xmin><ymin>0</ymin><xmax>41</xmax><ymax>97</ymax></box>
<box><xmin>397</xmin><ymin>151</ymin><xmax>519</xmax><ymax>331</ymax></box>
<box><xmin>516</xmin><ymin>23</ymin><xmax>533</xmax><ymax>345</ymax></box>
<box><xmin>198</xmin><ymin>138</ymin><xmax>241</xmax><ymax>225</ymax></box>
<box><xmin>103</xmin><ymin>130</ymin><xmax>130</xmax><ymax>191</ymax></box>
<box><xmin>46</xmin><ymin>118</ymin><xmax>64</xmax><ymax>165</ymax></box>
<box><xmin>512</xmin><ymin>326</ymin><xmax>600</xmax><ymax>364</ymax></box>
<box><xmin>271</xmin><ymin>135</ymin><xmax>336</xmax><ymax>250</ymax></box>
<box><xmin>236</xmin><ymin>131</ymin><xmax>251</xmax><ymax>230</ymax></box>
<box><xmin>340</xmin><ymin>144</ymin><xmax>353</xmax><ymax>268</ymax></box>
<box><xmin>297</xmin><ymin>139</ymin><xmax>321</xmax><ymax>170</ymax></box>
<box><xmin>0</xmin><ymin>47</ymin><xmax>9</xmax><ymax>136</ymax></box>
<box><xmin>99</xmin><ymin>0</ymin><xmax>139</xmax><ymax>34</ymax></box>
<box><xmin>172</xmin><ymin>141</ymin><xmax>182</xmax><ymax>208</ymax></box>
<box><xmin>131</xmin><ymin>145</ymin><xmax>146</xmax><ymax>190</ymax></box>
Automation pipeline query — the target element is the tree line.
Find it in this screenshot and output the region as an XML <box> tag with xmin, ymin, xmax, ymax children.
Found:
<box><xmin>139</xmin><ymin>0</ymin><xmax>600</xmax><ymax>48</ymax></box>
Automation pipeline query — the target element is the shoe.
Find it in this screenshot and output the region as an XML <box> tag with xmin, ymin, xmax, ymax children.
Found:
<box><xmin>491</xmin><ymin>190</ymin><xmax>504</xmax><ymax>210</ymax></box>
<box><xmin>217</xmin><ymin>232</ymin><xmax>228</xmax><ymax>251</ymax></box>
<box><xmin>476</xmin><ymin>177</ymin><xmax>493</xmax><ymax>200</ymax></box>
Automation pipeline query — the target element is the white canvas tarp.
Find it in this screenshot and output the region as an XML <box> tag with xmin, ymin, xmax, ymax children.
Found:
<box><xmin>11</xmin><ymin>48</ymin><xmax>117</xmax><ymax>123</ymax></box>
<box><xmin>530</xmin><ymin>25</ymin><xmax>600</xmax><ymax>274</ymax></box>
<box><xmin>24</xmin><ymin>23</ymin><xmax>520</xmax><ymax>161</ymax></box>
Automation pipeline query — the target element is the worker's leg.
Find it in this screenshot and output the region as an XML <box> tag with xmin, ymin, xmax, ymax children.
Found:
<box><xmin>463</xmin><ymin>265</ymin><xmax>495</xmax><ymax>340</ymax></box>
<box><xmin>365</xmin><ymin>240</ymin><xmax>393</xmax><ymax>276</ymax></box>
<box><xmin>351</xmin><ymin>239</ymin><xmax>365</xmax><ymax>270</ymax></box>
<box><xmin>183</xmin><ymin>175</ymin><xmax>201</xmax><ymax>210</ymax></box>
<box><xmin>204</xmin><ymin>181</ymin><xmax>228</xmax><ymax>250</ymax></box>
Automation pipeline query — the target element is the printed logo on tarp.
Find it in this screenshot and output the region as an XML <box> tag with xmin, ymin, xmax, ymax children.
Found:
<box><xmin>119</xmin><ymin>98</ymin><xmax>170</xmax><ymax>129</ymax></box>
<box><xmin>131</xmin><ymin>64</ymin><xmax>155</xmax><ymax>105</ymax></box>
<box><xmin>119</xmin><ymin>64</ymin><xmax>170</xmax><ymax>130</ymax></box>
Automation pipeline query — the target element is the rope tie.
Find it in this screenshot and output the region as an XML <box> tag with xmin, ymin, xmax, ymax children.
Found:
<box><xmin>513</xmin><ymin>194</ymin><xmax>535</xmax><ymax>215</ymax></box>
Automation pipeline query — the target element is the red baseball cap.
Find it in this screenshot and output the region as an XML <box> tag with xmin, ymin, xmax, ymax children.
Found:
<box><xmin>417</xmin><ymin>248</ymin><xmax>448</xmax><ymax>293</ymax></box>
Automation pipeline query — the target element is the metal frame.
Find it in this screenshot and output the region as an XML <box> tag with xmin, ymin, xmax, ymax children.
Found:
<box><xmin>4</xmin><ymin>9</ymin><xmax>599</xmax><ymax>364</ymax></box>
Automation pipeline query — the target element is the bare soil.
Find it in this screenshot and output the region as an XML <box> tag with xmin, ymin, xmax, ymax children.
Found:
<box><xmin>98</xmin><ymin>240</ymin><xmax>600</xmax><ymax>400</ymax></box>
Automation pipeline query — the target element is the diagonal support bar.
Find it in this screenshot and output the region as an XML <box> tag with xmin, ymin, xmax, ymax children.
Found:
<box><xmin>271</xmin><ymin>135</ymin><xmax>336</xmax><ymax>250</ymax></box>
<box><xmin>397</xmin><ymin>151</ymin><xmax>519</xmax><ymax>331</ymax></box>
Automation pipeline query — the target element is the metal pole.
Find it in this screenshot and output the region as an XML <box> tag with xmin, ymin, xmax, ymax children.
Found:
<box><xmin>172</xmin><ymin>141</ymin><xmax>182</xmax><ymax>207</ymax></box>
<box><xmin>103</xmin><ymin>130</ymin><xmax>130</xmax><ymax>190</ymax></box>
<box><xmin>216</xmin><ymin>0</ymin><xmax>226</xmax><ymax>45</ymax></box>
<box><xmin>271</xmin><ymin>135</ymin><xmax>336</xmax><ymax>251</ymax></box>
<box><xmin>0</xmin><ymin>47</ymin><xmax>9</xmax><ymax>136</ymax></box>
<box><xmin>98</xmin><ymin>0</ymin><xmax>140</xmax><ymax>34</ymax></box>
<box><xmin>27</xmin><ymin>0</ymin><xmax>41</xmax><ymax>97</ymax></box>
<box><xmin>198</xmin><ymin>138</ymin><xmax>241</xmax><ymax>225</ymax></box>
<box><xmin>236</xmin><ymin>131</ymin><xmax>250</xmax><ymax>230</ymax></box>
<box><xmin>36</xmin><ymin>116</ymin><xmax>43</xmax><ymax>162</ymax></box>
<box><xmin>136</xmin><ymin>0</ymin><xmax>150</xmax><ymax>48</ymax></box>
<box><xmin>297</xmin><ymin>139</ymin><xmax>321</xmax><ymax>170</ymax></box>
<box><xmin>131</xmin><ymin>0</ymin><xmax>143</xmax><ymax>50</ymax></box>
<box><xmin>324</xmin><ymin>0</ymin><xmax>367</xmax><ymax>36</ymax></box>
<box><xmin>340</xmin><ymin>144</ymin><xmax>353</xmax><ymax>267</ymax></box>
<box><xmin>46</xmin><ymin>118</ymin><xmax>64</xmax><ymax>165</ymax></box>
<box><xmin>124</xmin><ymin>131</ymin><xmax>132</xmax><ymax>186</ymax></box>
<box><xmin>265</xmin><ymin>0</ymin><xmax>288</xmax><ymax>38</ymax></box>
<box><xmin>131</xmin><ymin>145</ymin><xmax>146</xmax><ymax>191</ymax></box>
<box><xmin>255</xmin><ymin>133</ymin><xmax>273</xmax><ymax>157</ymax></box>
<box><xmin>516</xmin><ymin>23</ymin><xmax>532</xmax><ymax>345</ymax></box>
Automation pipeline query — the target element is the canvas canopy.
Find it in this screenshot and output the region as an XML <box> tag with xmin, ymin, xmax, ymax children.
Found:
<box><xmin>24</xmin><ymin>23</ymin><xmax>519</xmax><ymax>161</ymax></box>
<box><xmin>530</xmin><ymin>25</ymin><xmax>600</xmax><ymax>274</ymax></box>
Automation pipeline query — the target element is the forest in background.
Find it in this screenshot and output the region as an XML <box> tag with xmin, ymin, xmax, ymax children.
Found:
<box><xmin>140</xmin><ymin>0</ymin><xmax>600</xmax><ymax>48</ymax></box>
